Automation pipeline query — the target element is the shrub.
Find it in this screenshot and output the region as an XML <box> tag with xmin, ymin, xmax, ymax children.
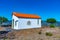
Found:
<box><xmin>50</xmin><ymin>24</ymin><xmax>55</xmax><ymax>28</ymax></box>
<box><xmin>3</xmin><ymin>38</ymin><xmax>6</xmax><ymax>40</ymax></box>
<box><xmin>38</xmin><ymin>31</ymin><xmax>42</xmax><ymax>34</ymax></box>
<box><xmin>46</xmin><ymin>32</ymin><xmax>53</xmax><ymax>36</ymax></box>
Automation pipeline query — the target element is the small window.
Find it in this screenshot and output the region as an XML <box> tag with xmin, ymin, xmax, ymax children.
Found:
<box><xmin>27</xmin><ymin>21</ymin><xmax>31</xmax><ymax>25</ymax></box>
<box><xmin>15</xmin><ymin>20</ymin><xmax>18</xmax><ymax>26</ymax></box>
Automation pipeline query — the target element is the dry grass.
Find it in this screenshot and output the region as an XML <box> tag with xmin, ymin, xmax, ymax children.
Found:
<box><xmin>1</xmin><ymin>27</ymin><xmax>60</xmax><ymax>40</ymax></box>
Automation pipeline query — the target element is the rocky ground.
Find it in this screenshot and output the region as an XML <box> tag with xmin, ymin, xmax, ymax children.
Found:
<box><xmin>0</xmin><ymin>27</ymin><xmax>60</xmax><ymax>40</ymax></box>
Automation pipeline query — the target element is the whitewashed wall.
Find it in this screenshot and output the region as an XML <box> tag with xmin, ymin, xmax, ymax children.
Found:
<box><xmin>18</xmin><ymin>18</ymin><xmax>41</xmax><ymax>30</ymax></box>
<box><xmin>12</xmin><ymin>15</ymin><xmax>19</xmax><ymax>29</ymax></box>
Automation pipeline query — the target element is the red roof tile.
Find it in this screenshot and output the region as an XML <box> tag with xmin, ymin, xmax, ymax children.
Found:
<box><xmin>13</xmin><ymin>12</ymin><xmax>40</xmax><ymax>19</ymax></box>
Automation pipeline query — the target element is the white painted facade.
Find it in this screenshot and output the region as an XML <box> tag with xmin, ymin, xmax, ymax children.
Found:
<box><xmin>12</xmin><ymin>15</ymin><xmax>41</xmax><ymax>30</ymax></box>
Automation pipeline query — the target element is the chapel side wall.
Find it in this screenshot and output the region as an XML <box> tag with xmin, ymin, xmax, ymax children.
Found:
<box><xmin>18</xmin><ymin>18</ymin><xmax>41</xmax><ymax>29</ymax></box>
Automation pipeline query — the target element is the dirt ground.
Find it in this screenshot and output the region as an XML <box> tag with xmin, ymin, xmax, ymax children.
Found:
<box><xmin>1</xmin><ymin>27</ymin><xmax>60</xmax><ymax>40</ymax></box>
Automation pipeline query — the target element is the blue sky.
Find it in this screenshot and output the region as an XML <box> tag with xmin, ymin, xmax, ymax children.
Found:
<box><xmin>0</xmin><ymin>0</ymin><xmax>60</xmax><ymax>21</ymax></box>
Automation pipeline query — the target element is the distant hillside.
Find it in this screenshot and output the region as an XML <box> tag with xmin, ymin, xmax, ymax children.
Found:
<box><xmin>42</xmin><ymin>21</ymin><xmax>60</xmax><ymax>27</ymax></box>
<box><xmin>55</xmin><ymin>21</ymin><xmax>60</xmax><ymax>27</ymax></box>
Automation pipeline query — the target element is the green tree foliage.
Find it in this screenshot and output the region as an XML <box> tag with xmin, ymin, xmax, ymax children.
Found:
<box><xmin>2</xmin><ymin>17</ymin><xmax>8</xmax><ymax>22</ymax></box>
<box><xmin>46</xmin><ymin>18</ymin><xmax>56</xmax><ymax>24</ymax></box>
<box><xmin>0</xmin><ymin>16</ymin><xmax>8</xmax><ymax>24</ymax></box>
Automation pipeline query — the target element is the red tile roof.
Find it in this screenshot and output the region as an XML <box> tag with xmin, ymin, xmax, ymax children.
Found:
<box><xmin>13</xmin><ymin>12</ymin><xmax>40</xmax><ymax>19</ymax></box>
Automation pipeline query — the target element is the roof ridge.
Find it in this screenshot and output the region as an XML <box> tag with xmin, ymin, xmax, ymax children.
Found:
<box><xmin>13</xmin><ymin>12</ymin><xmax>40</xmax><ymax>19</ymax></box>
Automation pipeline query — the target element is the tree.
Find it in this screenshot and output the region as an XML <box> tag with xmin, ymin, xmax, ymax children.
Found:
<box><xmin>46</xmin><ymin>18</ymin><xmax>56</xmax><ymax>24</ymax></box>
<box><xmin>46</xmin><ymin>18</ymin><xmax>56</xmax><ymax>28</ymax></box>
<box><xmin>0</xmin><ymin>16</ymin><xmax>8</xmax><ymax>26</ymax></box>
<box><xmin>0</xmin><ymin>16</ymin><xmax>3</xmax><ymax>26</ymax></box>
<box><xmin>2</xmin><ymin>17</ymin><xmax>8</xmax><ymax>22</ymax></box>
